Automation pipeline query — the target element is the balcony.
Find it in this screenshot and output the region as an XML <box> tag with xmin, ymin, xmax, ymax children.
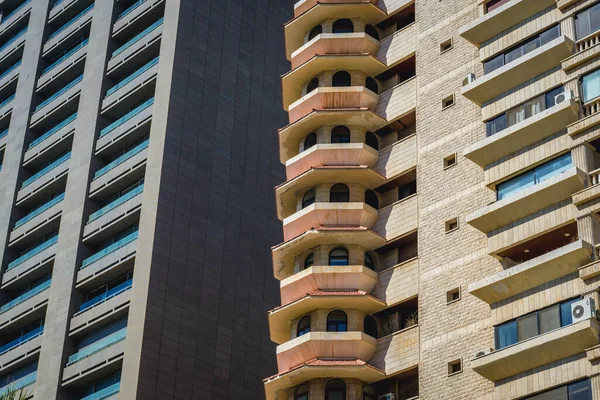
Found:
<box><xmin>81</xmin><ymin>230</ymin><xmax>138</xmax><ymax>272</ymax></box>
<box><xmin>0</xmin><ymin>28</ymin><xmax>26</xmax><ymax>63</ymax></box>
<box><xmin>0</xmin><ymin>128</ymin><xmax>6</xmax><ymax>150</ymax></box>
<box><xmin>80</xmin><ymin>382</ymin><xmax>120</xmax><ymax>400</ymax></box>
<box><xmin>276</xmin><ymin>166</ymin><xmax>385</xmax><ymax>219</ymax></box>
<box><xmin>107</xmin><ymin>18</ymin><xmax>162</xmax><ymax>74</ymax></box>
<box><xmin>278</xmin><ymin>108</ymin><xmax>386</xmax><ymax>163</ymax></box>
<box><xmin>0</xmin><ymin>0</ymin><xmax>31</xmax><ymax>40</ymax></box>
<box><xmin>63</xmin><ymin>328</ymin><xmax>126</xmax><ymax>385</ymax></box>
<box><xmin>464</xmin><ymin>98</ymin><xmax>580</xmax><ymax>167</ymax></box>
<box><xmin>23</xmin><ymin>113</ymin><xmax>76</xmax><ymax>166</ymax></box>
<box><xmin>38</xmin><ymin>38</ymin><xmax>87</xmax><ymax>91</ymax></box>
<box><xmin>370</xmin><ymin>325</ymin><xmax>419</xmax><ymax>376</ymax></box>
<box><xmin>113</xmin><ymin>0</ymin><xmax>164</xmax><ymax>37</ymax></box>
<box><xmin>284</xmin><ymin>2</ymin><xmax>385</xmax><ymax>59</ymax></box>
<box><xmin>371</xmin><ymin>257</ymin><xmax>419</xmax><ymax>306</ymax></box>
<box><xmin>462</xmin><ymin>36</ymin><xmax>575</xmax><ymax>105</ymax></box>
<box><xmin>9</xmin><ymin>194</ymin><xmax>64</xmax><ymax>246</ymax></box>
<box><xmin>469</xmin><ymin>240</ymin><xmax>593</xmax><ymax>304</ymax></box>
<box><xmin>269</xmin><ymin>291</ymin><xmax>386</xmax><ymax>344</ymax></box>
<box><xmin>375</xmin><ymin>77</ymin><xmax>416</xmax><ymax>122</ymax></box>
<box><xmin>0</xmin><ymin>280</ymin><xmax>50</xmax><ymax>331</ymax></box>
<box><xmin>48</xmin><ymin>0</ymin><xmax>79</xmax><ymax>21</ymax></box>
<box><xmin>43</xmin><ymin>4</ymin><xmax>93</xmax><ymax>57</ymax></box>
<box><xmin>89</xmin><ymin>141</ymin><xmax>148</xmax><ymax>196</ymax></box>
<box><xmin>0</xmin><ymin>60</ymin><xmax>19</xmax><ymax>93</ymax></box>
<box><xmin>70</xmin><ymin>288</ymin><xmax>130</xmax><ymax>335</ymax></box>
<box><xmin>0</xmin><ymin>326</ymin><xmax>42</xmax><ymax>372</ymax></box>
<box><xmin>376</xmin><ymin>23</ymin><xmax>416</xmax><ymax>67</ymax></box>
<box><xmin>288</xmin><ymin>86</ymin><xmax>378</xmax><ymax>124</ymax></box>
<box><xmin>472</xmin><ymin>318</ymin><xmax>600</xmax><ymax>381</ymax></box>
<box><xmin>373</xmin><ymin>134</ymin><xmax>416</xmax><ymax>179</ymax></box>
<box><xmin>16</xmin><ymin>153</ymin><xmax>70</xmax><ymax>205</ymax></box>
<box><xmin>96</xmin><ymin>97</ymin><xmax>153</xmax><ymax>155</ymax></box>
<box><xmin>0</xmin><ymin>93</ymin><xmax>14</xmax><ymax>121</ymax></box>
<box><xmin>0</xmin><ymin>371</ymin><xmax>35</xmax><ymax>397</ymax></box>
<box><xmin>279</xmin><ymin>265</ymin><xmax>378</xmax><ymax>304</ymax></box>
<box><xmin>372</xmin><ymin>194</ymin><xmax>418</xmax><ymax>241</ymax></box>
<box><xmin>459</xmin><ymin>0</ymin><xmax>555</xmax><ymax>45</ymax></box>
<box><xmin>2</xmin><ymin>241</ymin><xmax>56</xmax><ymax>289</ymax></box>
<box><xmin>467</xmin><ymin>168</ymin><xmax>585</xmax><ymax>233</ymax></box>
<box><xmin>283</xmin><ymin>52</ymin><xmax>384</xmax><ymax>108</ymax></box>
<box><xmin>31</xmin><ymin>75</ymin><xmax>82</xmax><ymax>127</ymax></box>
<box><xmin>101</xmin><ymin>57</ymin><xmax>158</xmax><ymax>114</ymax></box>
<box><xmin>84</xmin><ymin>185</ymin><xmax>143</xmax><ymax>240</ymax></box>
<box><xmin>283</xmin><ymin>202</ymin><xmax>378</xmax><ymax>241</ymax></box>
<box><xmin>293</xmin><ymin>0</ymin><xmax>378</xmax><ymax>17</ymax></box>
<box><xmin>78</xmin><ymin>279</ymin><xmax>132</xmax><ymax>315</ymax></box>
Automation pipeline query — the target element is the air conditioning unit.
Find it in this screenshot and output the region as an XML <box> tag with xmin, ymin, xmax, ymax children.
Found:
<box><xmin>474</xmin><ymin>348</ymin><xmax>493</xmax><ymax>359</ymax></box>
<box><xmin>379</xmin><ymin>394</ymin><xmax>396</xmax><ymax>400</ymax></box>
<box><xmin>572</xmin><ymin>298</ymin><xmax>596</xmax><ymax>323</ymax></box>
<box><xmin>462</xmin><ymin>73</ymin><xmax>476</xmax><ymax>86</ymax></box>
<box><xmin>555</xmin><ymin>90</ymin><xmax>574</xmax><ymax>105</ymax></box>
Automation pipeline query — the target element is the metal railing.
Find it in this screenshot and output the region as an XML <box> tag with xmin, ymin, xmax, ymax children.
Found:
<box><xmin>34</xmin><ymin>75</ymin><xmax>82</xmax><ymax>112</ymax></box>
<box><xmin>80</xmin><ymin>382</ymin><xmax>119</xmax><ymax>400</ymax></box>
<box><xmin>0</xmin><ymin>326</ymin><xmax>43</xmax><ymax>356</ymax></box>
<box><xmin>0</xmin><ymin>280</ymin><xmax>51</xmax><ymax>312</ymax></box>
<box><xmin>93</xmin><ymin>140</ymin><xmax>148</xmax><ymax>179</ymax></box>
<box><xmin>88</xmin><ymin>185</ymin><xmax>143</xmax><ymax>222</ymax></box>
<box><xmin>0</xmin><ymin>28</ymin><xmax>26</xmax><ymax>53</ymax></box>
<box><xmin>28</xmin><ymin>113</ymin><xmax>77</xmax><ymax>150</ymax></box>
<box><xmin>21</xmin><ymin>152</ymin><xmax>70</xmax><ymax>188</ymax></box>
<box><xmin>0</xmin><ymin>61</ymin><xmax>20</xmax><ymax>81</ymax></box>
<box><xmin>0</xmin><ymin>93</ymin><xmax>15</xmax><ymax>109</ymax></box>
<box><xmin>81</xmin><ymin>230</ymin><xmax>138</xmax><ymax>268</ymax></box>
<box><xmin>67</xmin><ymin>328</ymin><xmax>126</xmax><ymax>365</ymax></box>
<box><xmin>105</xmin><ymin>56</ymin><xmax>158</xmax><ymax>96</ymax></box>
<box><xmin>79</xmin><ymin>279</ymin><xmax>132</xmax><ymax>312</ymax></box>
<box><xmin>111</xmin><ymin>17</ymin><xmax>163</xmax><ymax>57</ymax></box>
<box><xmin>47</xmin><ymin>3</ymin><xmax>94</xmax><ymax>40</ymax></box>
<box><xmin>0</xmin><ymin>372</ymin><xmax>36</xmax><ymax>397</ymax></box>
<box><xmin>115</xmin><ymin>0</ymin><xmax>146</xmax><ymax>21</ymax></box>
<box><xmin>41</xmin><ymin>38</ymin><xmax>88</xmax><ymax>75</ymax></box>
<box><xmin>14</xmin><ymin>193</ymin><xmax>65</xmax><ymax>228</ymax></box>
<box><xmin>99</xmin><ymin>97</ymin><xmax>153</xmax><ymax>137</ymax></box>
<box><xmin>0</xmin><ymin>0</ymin><xmax>32</xmax><ymax>25</ymax></box>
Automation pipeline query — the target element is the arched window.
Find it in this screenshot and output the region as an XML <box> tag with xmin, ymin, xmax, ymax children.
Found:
<box><xmin>365</xmin><ymin>77</ymin><xmax>379</xmax><ymax>94</ymax></box>
<box><xmin>332</xmin><ymin>19</ymin><xmax>354</xmax><ymax>34</ymax></box>
<box><xmin>297</xmin><ymin>315</ymin><xmax>311</xmax><ymax>337</ymax></box>
<box><xmin>365</xmin><ymin>190</ymin><xmax>379</xmax><ymax>209</ymax></box>
<box><xmin>303</xmin><ymin>132</ymin><xmax>317</xmax><ymax>151</ymax></box>
<box><xmin>331</xmin><ymin>126</ymin><xmax>350</xmax><ymax>143</ymax></box>
<box><xmin>365</xmin><ymin>131</ymin><xmax>379</xmax><ymax>150</ymax></box>
<box><xmin>364</xmin><ymin>252</ymin><xmax>375</xmax><ymax>271</ymax></box>
<box><xmin>363</xmin><ymin>385</ymin><xmax>377</xmax><ymax>400</ymax></box>
<box><xmin>332</xmin><ymin>71</ymin><xmax>351</xmax><ymax>87</ymax></box>
<box><xmin>304</xmin><ymin>253</ymin><xmax>314</xmax><ymax>270</ymax></box>
<box><xmin>365</xmin><ymin>24</ymin><xmax>379</xmax><ymax>40</ymax></box>
<box><xmin>302</xmin><ymin>189</ymin><xmax>315</xmax><ymax>209</ymax></box>
<box><xmin>325</xmin><ymin>380</ymin><xmax>346</xmax><ymax>400</ymax></box>
<box><xmin>330</xmin><ymin>184</ymin><xmax>350</xmax><ymax>202</ymax></box>
<box><xmin>327</xmin><ymin>311</ymin><xmax>348</xmax><ymax>332</ymax></box>
<box><xmin>306</xmin><ymin>77</ymin><xmax>319</xmax><ymax>93</ymax></box>
<box><xmin>308</xmin><ymin>25</ymin><xmax>322</xmax><ymax>41</ymax></box>
<box><xmin>364</xmin><ymin>315</ymin><xmax>378</xmax><ymax>338</ymax></box>
<box><xmin>329</xmin><ymin>247</ymin><xmax>349</xmax><ymax>266</ymax></box>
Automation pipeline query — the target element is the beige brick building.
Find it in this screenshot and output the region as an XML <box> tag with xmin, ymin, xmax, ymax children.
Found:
<box><xmin>264</xmin><ymin>0</ymin><xmax>600</xmax><ymax>399</ymax></box>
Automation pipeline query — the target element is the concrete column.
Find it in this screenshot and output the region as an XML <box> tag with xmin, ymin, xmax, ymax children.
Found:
<box><xmin>572</xmin><ymin>143</ymin><xmax>596</xmax><ymax>176</ymax></box>
<box><xmin>577</xmin><ymin>213</ymin><xmax>600</xmax><ymax>260</ymax></box>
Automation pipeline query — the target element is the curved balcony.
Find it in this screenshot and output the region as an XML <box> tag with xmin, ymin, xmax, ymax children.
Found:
<box><xmin>279</xmin><ymin>109</ymin><xmax>385</xmax><ymax>163</ymax></box>
<box><xmin>293</xmin><ymin>0</ymin><xmax>378</xmax><ymax>18</ymax></box>
<box><xmin>272</xmin><ymin>227</ymin><xmax>386</xmax><ymax>280</ymax></box>
<box><xmin>276</xmin><ymin>331</ymin><xmax>377</xmax><ymax>372</ymax></box>
<box><xmin>290</xmin><ymin>34</ymin><xmax>380</xmax><ymax>70</ymax></box>
<box><xmin>269</xmin><ymin>290</ymin><xmax>385</xmax><ymax>344</ymax></box>
<box><xmin>284</xmin><ymin>2</ymin><xmax>386</xmax><ymax>59</ymax></box>
<box><xmin>288</xmin><ymin>86</ymin><xmax>378</xmax><ymax>124</ymax></box>
<box><xmin>283</xmin><ymin>202</ymin><xmax>378</xmax><ymax>241</ymax></box>
<box><xmin>286</xmin><ymin>143</ymin><xmax>378</xmax><ymax>180</ymax></box>
<box><xmin>276</xmin><ymin>166</ymin><xmax>385</xmax><ymax>220</ymax></box>
<box><xmin>279</xmin><ymin>265</ymin><xmax>378</xmax><ymax>304</ymax></box>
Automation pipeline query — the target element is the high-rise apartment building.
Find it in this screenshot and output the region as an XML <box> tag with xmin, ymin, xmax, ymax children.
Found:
<box><xmin>264</xmin><ymin>0</ymin><xmax>600</xmax><ymax>399</ymax></box>
<box><xmin>0</xmin><ymin>0</ymin><xmax>289</xmax><ymax>398</ymax></box>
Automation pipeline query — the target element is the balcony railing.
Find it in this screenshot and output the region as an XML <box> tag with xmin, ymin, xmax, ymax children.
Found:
<box><xmin>0</xmin><ymin>61</ymin><xmax>20</xmax><ymax>80</ymax></box>
<box><xmin>7</xmin><ymin>236</ymin><xmax>58</xmax><ymax>271</ymax></box>
<box><xmin>41</xmin><ymin>38</ymin><xmax>88</xmax><ymax>76</ymax></box>
<box><xmin>0</xmin><ymin>372</ymin><xmax>36</xmax><ymax>397</ymax></box>
<box><xmin>115</xmin><ymin>0</ymin><xmax>146</xmax><ymax>21</ymax></box>
<box><xmin>34</xmin><ymin>75</ymin><xmax>82</xmax><ymax>112</ymax></box>
<box><xmin>111</xmin><ymin>17</ymin><xmax>163</xmax><ymax>57</ymax></box>
<box><xmin>21</xmin><ymin>152</ymin><xmax>70</xmax><ymax>188</ymax></box>
<box><xmin>0</xmin><ymin>326</ymin><xmax>42</xmax><ymax>356</ymax></box>
<box><xmin>14</xmin><ymin>193</ymin><xmax>65</xmax><ymax>228</ymax></box>
<box><xmin>81</xmin><ymin>382</ymin><xmax>120</xmax><ymax>400</ymax></box>
<box><xmin>28</xmin><ymin>113</ymin><xmax>77</xmax><ymax>150</ymax></box>
<box><xmin>88</xmin><ymin>184</ymin><xmax>143</xmax><ymax>222</ymax></box>
<box><xmin>105</xmin><ymin>56</ymin><xmax>158</xmax><ymax>97</ymax></box>
<box><xmin>0</xmin><ymin>28</ymin><xmax>26</xmax><ymax>53</ymax></box>
<box><xmin>584</xmin><ymin>97</ymin><xmax>600</xmax><ymax>117</ymax></box>
<box><xmin>577</xmin><ymin>30</ymin><xmax>600</xmax><ymax>53</ymax></box>
<box><xmin>591</xmin><ymin>168</ymin><xmax>600</xmax><ymax>185</ymax></box>
<box><xmin>1</xmin><ymin>0</ymin><xmax>32</xmax><ymax>24</ymax></box>
<box><xmin>93</xmin><ymin>140</ymin><xmax>148</xmax><ymax>179</ymax></box>
<box><xmin>0</xmin><ymin>94</ymin><xmax>15</xmax><ymax>109</ymax></box>
<box><xmin>0</xmin><ymin>279</ymin><xmax>51</xmax><ymax>313</ymax></box>
<box><xmin>47</xmin><ymin>4</ymin><xmax>94</xmax><ymax>40</ymax></box>
<box><xmin>79</xmin><ymin>278</ymin><xmax>132</xmax><ymax>312</ymax></box>
<box><xmin>67</xmin><ymin>328</ymin><xmax>126</xmax><ymax>365</ymax></box>
<box><xmin>99</xmin><ymin>97</ymin><xmax>153</xmax><ymax>137</ymax></box>
<box><xmin>81</xmin><ymin>230</ymin><xmax>138</xmax><ymax>269</ymax></box>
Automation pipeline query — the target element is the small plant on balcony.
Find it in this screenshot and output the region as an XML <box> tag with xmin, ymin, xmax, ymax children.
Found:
<box><xmin>0</xmin><ymin>386</ymin><xmax>31</xmax><ymax>400</ymax></box>
<box><xmin>404</xmin><ymin>311</ymin><xmax>418</xmax><ymax>328</ymax></box>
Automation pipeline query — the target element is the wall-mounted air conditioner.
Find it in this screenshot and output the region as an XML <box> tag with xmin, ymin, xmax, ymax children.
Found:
<box><xmin>572</xmin><ymin>298</ymin><xmax>596</xmax><ymax>323</ymax></box>
<box><xmin>462</xmin><ymin>73</ymin><xmax>476</xmax><ymax>86</ymax></box>
<box><xmin>554</xmin><ymin>90</ymin><xmax>574</xmax><ymax>105</ymax></box>
<box><xmin>474</xmin><ymin>348</ymin><xmax>493</xmax><ymax>359</ymax></box>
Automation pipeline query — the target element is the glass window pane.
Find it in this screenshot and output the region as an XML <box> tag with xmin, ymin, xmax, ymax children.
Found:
<box><xmin>545</xmin><ymin>86</ymin><xmax>564</xmax><ymax>109</ymax></box>
<box><xmin>582</xmin><ymin>69</ymin><xmax>600</xmax><ymax>102</ymax></box>
<box><xmin>507</xmin><ymin>106</ymin><xmax>526</xmax><ymax>126</ymax></box>
<box><xmin>538</xmin><ymin>304</ymin><xmax>560</xmax><ymax>334</ymax></box>
<box><xmin>505</xmin><ymin>46</ymin><xmax>523</xmax><ymax>64</ymax></box>
<box><xmin>496</xmin><ymin>320</ymin><xmax>517</xmax><ymax>349</ymax></box>
<box><xmin>576</xmin><ymin>12</ymin><xmax>592</xmax><ymax>40</ymax></box>
<box><xmin>590</xmin><ymin>4</ymin><xmax>600</xmax><ymax>37</ymax></box>
<box><xmin>484</xmin><ymin>54</ymin><xmax>504</xmax><ymax>74</ymax></box>
<box><xmin>560</xmin><ymin>298</ymin><xmax>580</xmax><ymax>326</ymax></box>
<box><xmin>569</xmin><ymin>379</ymin><xmax>592</xmax><ymax>400</ymax></box>
<box><xmin>517</xmin><ymin>313</ymin><xmax>538</xmax><ymax>342</ymax></box>
<box><xmin>497</xmin><ymin>171</ymin><xmax>536</xmax><ymax>200</ymax></box>
<box><xmin>535</xmin><ymin>153</ymin><xmax>572</xmax><ymax>184</ymax></box>
<box><xmin>486</xmin><ymin>114</ymin><xmax>507</xmax><ymax>137</ymax></box>
<box><xmin>522</xmin><ymin>37</ymin><xmax>540</xmax><ymax>55</ymax></box>
<box><xmin>526</xmin><ymin>95</ymin><xmax>545</xmax><ymax>118</ymax></box>
<box><xmin>540</xmin><ymin>25</ymin><xmax>560</xmax><ymax>46</ymax></box>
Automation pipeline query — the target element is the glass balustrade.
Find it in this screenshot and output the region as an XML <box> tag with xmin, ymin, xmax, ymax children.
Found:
<box><xmin>47</xmin><ymin>4</ymin><xmax>94</xmax><ymax>40</ymax></box>
<box><xmin>0</xmin><ymin>28</ymin><xmax>26</xmax><ymax>53</ymax></box>
<box><xmin>81</xmin><ymin>231</ymin><xmax>138</xmax><ymax>269</ymax></box>
<box><xmin>41</xmin><ymin>39</ymin><xmax>88</xmax><ymax>75</ymax></box>
<box><xmin>0</xmin><ymin>372</ymin><xmax>36</xmax><ymax>396</ymax></box>
<box><xmin>93</xmin><ymin>140</ymin><xmax>148</xmax><ymax>179</ymax></box>
<box><xmin>80</xmin><ymin>382</ymin><xmax>119</xmax><ymax>400</ymax></box>
<box><xmin>35</xmin><ymin>76</ymin><xmax>82</xmax><ymax>112</ymax></box>
<box><xmin>88</xmin><ymin>185</ymin><xmax>143</xmax><ymax>222</ymax></box>
<box><xmin>115</xmin><ymin>0</ymin><xmax>146</xmax><ymax>21</ymax></box>
<box><xmin>14</xmin><ymin>193</ymin><xmax>65</xmax><ymax>228</ymax></box>
<box><xmin>79</xmin><ymin>279</ymin><xmax>132</xmax><ymax>312</ymax></box>
<box><xmin>67</xmin><ymin>328</ymin><xmax>126</xmax><ymax>365</ymax></box>
<box><xmin>99</xmin><ymin>97</ymin><xmax>153</xmax><ymax>137</ymax></box>
<box><xmin>112</xmin><ymin>18</ymin><xmax>163</xmax><ymax>57</ymax></box>
<box><xmin>0</xmin><ymin>326</ymin><xmax>43</xmax><ymax>356</ymax></box>
<box><xmin>0</xmin><ymin>61</ymin><xmax>20</xmax><ymax>81</ymax></box>
<box><xmin>0</xmin><ymin>0</ymin><xmax>32</xmax><ymax>24</ymax></box>
<box><xmin>106</xmin><ymin>57</ymin><xmax>158</xmax><ymax>97</ymax></box>
<box><xmin>28</xmin><ymin>113</ymin><xmax>77</xmax><ymax>150</ymax></box>
<box><xmin>21</xmin><ymin>152</ymin><xmax>70</xmax><ymax>188</ymax></box>
<box><xmin>0</xmin><ymin>280</ymin><xmax>51</xmax><ymax>312</ymax></box>
<box><xmin>0</xmin><ymin>94</ymin><xmax>15</xmax><ymax>109</ymax></box>
<box><xmin>0</xmin><ymin>128</ymin><xmax>7</xmax><ymax>140</ymax></box>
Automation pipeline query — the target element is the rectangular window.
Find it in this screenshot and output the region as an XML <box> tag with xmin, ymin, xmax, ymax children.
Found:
<box><xmin>575</xmin><ymin>2</ymin><xmax>600</xmax><ymax>40</ymax></box>
<box><xmin>525</xmin><ymin>379</ymin><xmax>592</xmax><ymax>400</ymax></box>
<box><xmin>486</xmin><ymin>0</ymin><xmax>511</xmax><ymax>13</ymax></box>
<box><xmin>496</xmin><ymin>153</ymin><xmax>572</xmax><ymax>200</ymax></box>
<box><xmin>483</xmin><ymin>25</ymin><xmax>560</xmax><ymax>75</ymax></box>
<box><xmin>582</xmin><ymin>69</ymin><xmax>600</xmax><ymax>103</ymax></box>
